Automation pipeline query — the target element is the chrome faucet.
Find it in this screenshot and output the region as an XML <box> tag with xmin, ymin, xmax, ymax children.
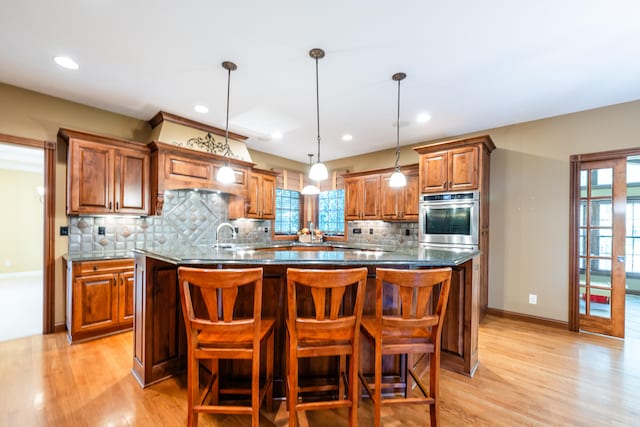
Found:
<box><xmin>215</xmin><ymin>222</ymin><xmax>236</xmax><ymax>247</ymax></box>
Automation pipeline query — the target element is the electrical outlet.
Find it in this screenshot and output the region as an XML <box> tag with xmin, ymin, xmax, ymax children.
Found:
<box><xmin>528</xmin><ymin>294</ymin><xmax>537</xmax><ymax>304</ymax></box>
<box><xmin>98</xmin><ymin>226</ymin><xmax>106</xmax><ymax>235</ymax></box>
<box><xmin>59</xmin><ymin>226</ymin><xmax>69</xmax><ymax>236</ymax></box>
<box><xmin>369</xmin><ymin>228</ymin><xmax>373</xmax><ymax>235</ymax></box>
<box><xmin>263</xmin><ymin>227</ymin><xmax>268</xmax><ymax>233</ymax></box>
<box><xmin>353</xmin><ymin>228</ymin><xmax>362</xmax><ymax>234</ymax></box>
<box><xmin>405</xmin><ymin>229</ymin><xmax>410</xmax><ymax>236</ymax></box>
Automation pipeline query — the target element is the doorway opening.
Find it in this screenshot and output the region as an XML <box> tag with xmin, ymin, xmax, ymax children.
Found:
<box><xmin>0</xmin><ymin>143</ymin><xmax>44</xmax><ymax>341</ymax></box>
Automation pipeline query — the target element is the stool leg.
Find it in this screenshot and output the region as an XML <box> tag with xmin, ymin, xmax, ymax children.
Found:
<box><xmin>266</xmin><ymin>330</ymin><xmax>274</xmax><ymax>412</ymax></box>
<box><xmin>252</xmin><ymin>348</ymin><xmax>260</xmax><ymax>427</ymax></box>
<box><xmin>187</xmin><ymin>351</ymin><xmax>198</xmax><ymax>427</ymax></box>
<box><xmin>289</xmin><ymin>349</ymin><xmax>298</xmax><ymax>427</ymax></box>
<box><xmin>211</xmin><ymin>358</ymin><xmax>219</xmax><ymax>405</ymax></box>
<box><xmin>373</xmin><ymin>339</ymin><xmax>382</xmax><ymax>427</ymax></box>
<box><xmin>429</xmin><ymin>350</ymin><xmax>440</xmax><ymax>427</ymax></box>
<box><xmin>339</xmin><ymin>355</ymin><xmax>346</xmax><ymax>399</ymax></box>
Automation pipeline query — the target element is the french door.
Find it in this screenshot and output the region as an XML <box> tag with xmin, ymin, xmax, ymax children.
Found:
<box><xmin>572</xmin><ymin>158</ymin><xmax>626</xmax><ymax>338</ymax></box>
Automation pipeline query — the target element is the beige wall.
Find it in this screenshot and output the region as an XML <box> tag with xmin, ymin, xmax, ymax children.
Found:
<box><xmin>0</xmin><ymin>83</ymin><xmax>151</xmax><ymax>326</ymax></box>
<box><xmin>3</xmin><ymin>81</ymin><xmax>640</xmax><ymax>325</ymax></box>
<box><xmin>0</xmin><ymin>169</ymin><xmax>43</xmax><ymax>273</ymax></box>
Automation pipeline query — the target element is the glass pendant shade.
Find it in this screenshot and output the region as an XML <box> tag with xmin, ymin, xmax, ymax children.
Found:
<box><xmin>309</xmin><ymin>162</ymin><xmax>328</xmax><ymax>181</ymax></box>
<box><xmin>216</xmin><ymin>165</ymin><xmax>235</xmax><ymax>183</ymax></box>
<box><xmin>301</xmin><ymin>184</ymin><xmax>320</xmax><ymax>195</ymax></box>
<box><xmin>389</xmin><ymin>170</ymin><xmax>407</xmax><ymax>188</ymax></box>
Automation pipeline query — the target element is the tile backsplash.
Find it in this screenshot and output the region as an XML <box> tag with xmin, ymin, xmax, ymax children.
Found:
<box><xmin>68</xmin><ymin>190</ymin><xmax>418</xmax><ymax>253</ymax></box>
<box><xmin>68</xmin><ymin>190</ymin><xmax>271</xmax><ymax>253</ymax></box>
<box><xmin>347</xmin><ymin>221</ymin><xmax>419</xmax><ymax>248</ymax></box>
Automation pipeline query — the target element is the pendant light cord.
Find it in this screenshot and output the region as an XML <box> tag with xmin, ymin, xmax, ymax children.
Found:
<box><xmin>225</xmin><ymin>67</ymin><xmax>231</xmax><ymax>145</ymax></box>
<box><xmin>395</xmin><ymin>77</ymin><xmax>401</xmax><ymax>170</ymax></box>
<box><xmin>315</xmin><ymin>56</ymin><xmax>321</xmax><ymax>163</ymax></box>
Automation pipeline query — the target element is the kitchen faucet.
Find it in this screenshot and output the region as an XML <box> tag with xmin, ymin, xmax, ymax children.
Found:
<box><xmin>215</xmin><ymin>222</ymin><xmax>236</xmax><ymax>247</ymax></box>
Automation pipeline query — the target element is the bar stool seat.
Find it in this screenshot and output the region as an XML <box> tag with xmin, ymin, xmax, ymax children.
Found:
<box><xmin>178</xmin><ymin>266</ymin><xmax>274</xmax><ymax>427</ymax></box>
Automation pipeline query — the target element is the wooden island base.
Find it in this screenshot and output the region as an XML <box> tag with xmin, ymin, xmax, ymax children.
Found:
<box><xmin>131</xmin><ymin>253</ymin><xmax>479</xmax><ymax>391</ymax></box>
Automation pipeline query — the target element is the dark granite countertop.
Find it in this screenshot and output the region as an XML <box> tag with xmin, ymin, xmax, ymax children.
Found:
<box><xmin>133</xmin><ymin>242</ymin><xmax>479</xmax><ymax>267</ymax></box>
<box><xmin>63</xmin><ymin>249</ymin><xmax>135</xmax><ymax>262</ymax></box>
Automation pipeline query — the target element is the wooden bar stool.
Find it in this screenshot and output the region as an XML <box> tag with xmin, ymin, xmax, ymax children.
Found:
<box><xmin>285</xmin><ymin>267</ymin><xmax>368</xmax><ymax>427</ymax></box>
<box><xmin>359</xmin><ymin>267</ymin><xmax>452</xmax><ymax>427</ymax></box>
<box><xmin>177</xmin><ymin>267</ymin><xmax>274</xmax><ymax>427</ymax></box>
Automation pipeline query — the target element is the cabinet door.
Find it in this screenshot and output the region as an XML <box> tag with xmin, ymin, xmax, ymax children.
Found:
<box><xmin>118</xmin><ymin>271</ymin><xmax>135</xmax><ymax>323</ymax></box>
<box><xmin>402</xmin><ymin>171</ymin><xmax>420</xmax><ymax>220</ymax></box>
<box><xmin>72</xmin><ymin>273</ymin><xmax>118</xmax><ymax>334</ymax></box>
<box><xmin>261</xmin><ymin>174</ymin><xmax>276</xmax><ymax>219</ymax></box>
<box><xmin>246</xmin><ymin>173</ymin><xmax>261</xmax><ymax>218</ymax></box>
<box><xmin>449</xmin><ymin>146</ymin><xmax>478</xmax><ymax>191</ymax></box>
<box><xmin>380</xmin><ymin>174</ymin><xmax>400</xmax><ymax>219</ymax></box>
<box><xmin>344</xmin><ymin>178</ymin><xmax>362</xmax><ymax>220</ymax></box>
<box><xmin>68</xmin><ymin>140</ymin><xmax>114</xmax><ymax>214</ymax></box>
<box><xmin>420</xmin><ymin>151</ymin><xmax>448</xmax><ymax>193</ymax></box>
<box><xmin>115</xmin><ymin>149</ymin><xmax>149</xmax><ymax>214</ymax></box>
<box><xmin>362</xmin><ymin>175</ymin><xmax>380</xmax><ymax>219</ymax></box>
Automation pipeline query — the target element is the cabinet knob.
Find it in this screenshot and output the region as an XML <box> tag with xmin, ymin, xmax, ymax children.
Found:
<box><xmin>93</xmin><ymin>265</ymin><xmax>98</xmax><ymax>271</ymax></box>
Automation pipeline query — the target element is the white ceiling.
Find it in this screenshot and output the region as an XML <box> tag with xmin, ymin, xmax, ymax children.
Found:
<box><xmin>2</xmin><ymin>1</ymin><xmax>640</xmax><ymax>163</ymax></box>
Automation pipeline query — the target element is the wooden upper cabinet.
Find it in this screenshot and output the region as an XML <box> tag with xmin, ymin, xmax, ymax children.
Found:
<box><xmin>61</xmin><ymin>129</ymin><xmax>150</xmax><ymax>215</ymax></box>
<box><xmin>246</xmin><ymin>170</ymin><xmax>277</xmax><ymax>219</ymax></box>
<box><xmin>68</xmin><ymin>139</ymin><xmax>114</xmax><ymax>214</ymax></box>
<box><xmin>344</xmin><ymin>175</ymin><xmax>381</xmax><ymax>220</ymax></box>
<box><xmin>419</xmin><ymin>146</ymin><xmax>478</xmax><ymax>193</ymax></box>
<box><xmin>381</xmin><ymin>166</ymin><xmax>419</xmax><ymax>221</ymax></box>
<box><xmin>115</xmin><ymin>148</ymin><xmax>149</xmax><ymax>213</ymax></box>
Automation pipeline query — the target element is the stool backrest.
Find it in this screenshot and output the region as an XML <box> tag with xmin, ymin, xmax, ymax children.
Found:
<box><xmin>287</xmin><ymin>267</ymin><xmax>368</xmax><ymax>343</ymax></box>
<box><xmin>375</xmin><ymin>268</ymin><xmax>452</xmax><ymax>342</ymax></box>
<box><xmin>178</xmin><ymin>267</ymin><xmax>264</xmax><ymax>344</ymax></box>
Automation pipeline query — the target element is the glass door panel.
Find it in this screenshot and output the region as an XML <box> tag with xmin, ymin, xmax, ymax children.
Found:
<box><xmin>575</xmin><ymin>160</ymin><xmax>626</xmax><ymax>337</ymax></box>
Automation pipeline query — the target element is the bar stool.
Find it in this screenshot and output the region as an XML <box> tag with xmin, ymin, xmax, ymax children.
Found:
<box><xmin>359</xmin><ymin>267</ymin><xmax>452</xmax><ymax>427</ymax></box>
<box><xmin>177</xmin><ymin>267</ymin><xmax>274</xmax><ymax>427</ymax></box>
<box><xmin>285</xmin><ymin>267</ymin><xmax>368</xmax><ymax>427</ymax></box>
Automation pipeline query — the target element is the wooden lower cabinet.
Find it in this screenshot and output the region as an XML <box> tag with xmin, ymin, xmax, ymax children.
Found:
<box><xmin>131</xmin><ymin>254</ymin><xmax>479</xmax><ymax>389</ymax></box>
<box><xmin>65</xmin><ymin>258</ymin><xmax>134</xmax><ymax>343</ymax></box>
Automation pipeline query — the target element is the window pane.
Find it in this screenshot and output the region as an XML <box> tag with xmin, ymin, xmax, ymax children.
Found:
<box><xmin>319</xmin><ymin>189</ymin><xmax>345</xmax><ymax>235</ymax></box>
<box><xmin>275</xmin><ymin>188</ymin><xmax>301</xmax><ymax>235</ymax></box>
<box><xmin>591</xmin><ymin>168</ymin><xmax>612</xmax><ymax>197</ymax></box>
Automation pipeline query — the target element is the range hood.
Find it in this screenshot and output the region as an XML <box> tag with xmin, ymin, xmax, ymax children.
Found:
<box><xmin>147</xmin><ymin>112</ymin><xmax>255</xmax><ymax>214</ymax></box>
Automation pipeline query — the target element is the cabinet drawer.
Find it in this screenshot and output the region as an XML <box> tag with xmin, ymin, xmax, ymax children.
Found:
<box><xmin>73</xmin><ymin>259</ymin><xmax>134</xmax><ymax>276</ymax></box>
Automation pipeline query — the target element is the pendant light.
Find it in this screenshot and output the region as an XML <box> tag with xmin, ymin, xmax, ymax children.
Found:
<box><xmin>389</xmin><ymin>72</ymin><xmax>407</xmax><ymax>188</ymax></box>
<box><xmin>308</xmin><ymin>48</ymin><xmax>328</xmax><ymax>181</ymax></box>
<box><xmin>301</xmin><ymin>154</ymin><xmax>321</xmax><ymax>195</ymax></box>
<box><xmin>216</xmin><ymin>61</ymin><xmax>237</xmax><ymax>184</ymax></box>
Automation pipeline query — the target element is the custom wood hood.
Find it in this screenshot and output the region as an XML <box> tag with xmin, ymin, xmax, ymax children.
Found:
<box><xmin>148</xmin><ymin>141</ymin><xmax>255</xmax><ymax>215</ymax></box>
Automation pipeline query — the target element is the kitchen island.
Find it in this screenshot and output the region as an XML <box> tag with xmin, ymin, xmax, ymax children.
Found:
<box><xmin>131</xmin><ymin>243</ymin><xmax>480</xmax><ymax>391</ymax></box>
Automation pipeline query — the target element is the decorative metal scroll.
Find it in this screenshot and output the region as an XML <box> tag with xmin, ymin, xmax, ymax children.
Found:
<box><xmin>174</xmin><ymin>132</ymin><xmax>239</xmax><ymax>159</ymax></box>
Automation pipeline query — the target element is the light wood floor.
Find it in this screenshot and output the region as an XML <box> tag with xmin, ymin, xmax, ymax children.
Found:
<box><xmin>1</xmin><ymin>315</ymin><xmax>639</xmax><ymax>427</ymax></box>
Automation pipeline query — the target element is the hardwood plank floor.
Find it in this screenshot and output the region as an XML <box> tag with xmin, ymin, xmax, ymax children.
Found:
<box><xmin>0</xmin><ymin>315</ymin><xmax>638</xmax><ymax>426</ymax></box>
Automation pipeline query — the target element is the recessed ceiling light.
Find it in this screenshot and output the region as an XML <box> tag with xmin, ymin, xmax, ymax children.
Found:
<box><xmin>271</xmin><ymin>131</ymin><xmax>283</xmax><ymax>139</ymax></box>
<box><xmin>342</xmin><ymin>134</ymin><xmax>353</xmax><ymax>141</ymax></box>
<box><xmin>416</xmin><ymin>113</ymin><xmax>431</xmax><ymax>123</ymax></box>
<box><xmin>194</xmin><ymin>105</ymin><xmax>209</xmax><ymax>114</ymax></box>
<box><xmin>53</xmin><ymin>56</ymin><xmax>79</xmax><ymax>70</ymax></box>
